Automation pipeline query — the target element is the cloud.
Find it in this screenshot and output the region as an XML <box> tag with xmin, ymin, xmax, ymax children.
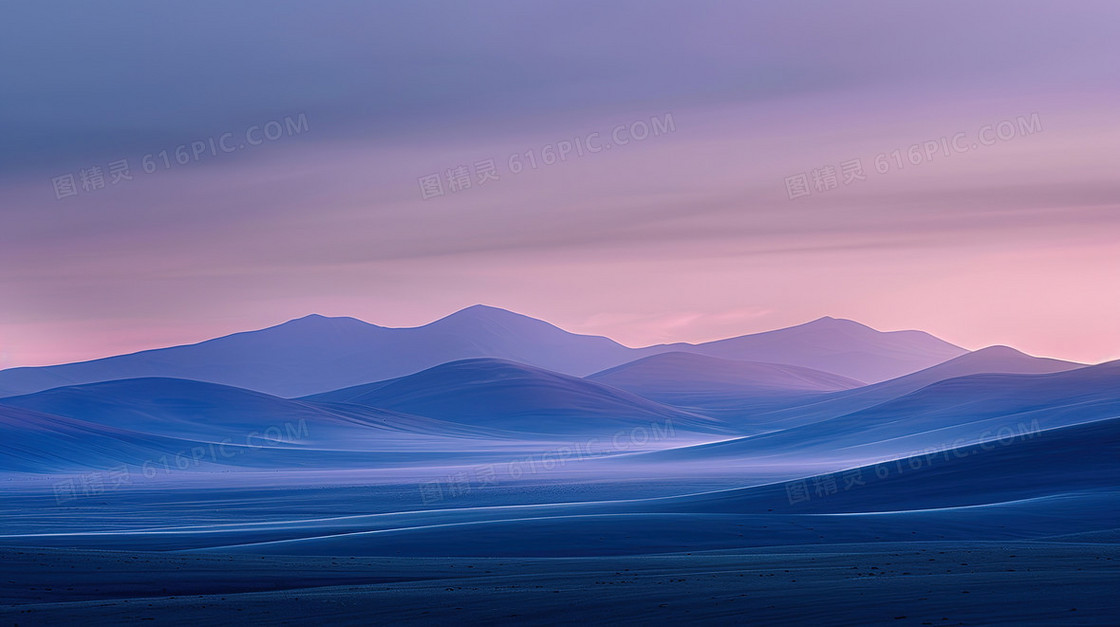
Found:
<box><xmin>2</xmin><ymin>1</ymin><xmax>1120</xmax><ymax>365</ymax></box>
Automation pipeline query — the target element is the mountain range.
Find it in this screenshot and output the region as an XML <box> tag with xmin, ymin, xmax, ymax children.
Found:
<box><xmin>0</xmin><ymin>305</ymin><xmax>972</xmax><ymax>398</ymax></box>
<box><xmin>586</xmin><ymin>351</ymin><xmax>865</xmax><ymax>406</ymax></box>
<box><xmin>0</xmin><ymin>326</ymin><xmax>1097</xmax><ymax>472</ymax></box>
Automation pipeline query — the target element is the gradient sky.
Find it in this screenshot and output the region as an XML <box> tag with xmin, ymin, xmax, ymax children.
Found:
<box><xmin>2</xmin><ymin>0</ymin><xmax>1119</xmax><ymax>367</ymax></box>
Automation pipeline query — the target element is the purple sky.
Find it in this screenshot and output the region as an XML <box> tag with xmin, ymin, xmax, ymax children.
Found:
<box><xmin>2</xmin><ymin>1</ymin><xmax>1119</xmax><ymax>367</ymax></box>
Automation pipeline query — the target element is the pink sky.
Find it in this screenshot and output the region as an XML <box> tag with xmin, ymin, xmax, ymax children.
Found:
<box><xmin>1</xmin><ymin>2</ymin><xmax>1118</xmax><ymax>368</ymax></box>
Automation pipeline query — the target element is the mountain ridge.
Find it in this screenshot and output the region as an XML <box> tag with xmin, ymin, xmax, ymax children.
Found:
<box><xmin>0</xmin><ymin>305</ymin><xmax>970</xmax><ymax>398</ymax></box>
<box><xmin>586</xmin><ymin>351</ymin><xmax>865</xmax><ymax>407</ymax></box>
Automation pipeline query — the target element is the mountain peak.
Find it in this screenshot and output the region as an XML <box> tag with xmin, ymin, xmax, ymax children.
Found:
<box><xmin>949</xmin><ymin>345</ymin><xmax>1084</xmax><ymax>368</ymax></box>
<box><xmin>278</xmin><ymin>313</ymin><xmax>375</xmax><ymax>329</ymax></box>
<box><xmin>968</xmin><ymin>345</ymin><xmax>1027</xmax><ymax>357</ymax></box>
<box><xmin>451</xmin><ymin>304</ymin><xmax>519</xmax><ymax>317</ymax></box>
<box><xmin>788</xmin><ymin>316</ymin><xmax>877</xmax><ymax>334</ymax></box>
<box><xmin>803</xmin><ymin>316</ymin><xmax>864</xmax><ymax>328</ymax></box>
<box><xmin>905</xmin><ymin>344</ymin><xmax>1084</xmax><ymax>381</ymax></box>
<box><xmin>425</xmin><ymin>304</ymin><xmax>561</xmax><ymax>331</ymax></box>
<box><xmin>267</xmin><ymin>311</ymin><xmax>385</xmax><ymax>335</ymax></box>
<box><xmin>281</xmin><ymin>313</ymin><xmax>334</xmax><ymax>323</ymax></box>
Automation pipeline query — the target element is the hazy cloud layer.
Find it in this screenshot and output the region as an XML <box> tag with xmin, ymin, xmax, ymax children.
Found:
<box><xmin>2</xmin><ymin>1</ymin><xmax>1118</xmax><ymax>366</ymax></box>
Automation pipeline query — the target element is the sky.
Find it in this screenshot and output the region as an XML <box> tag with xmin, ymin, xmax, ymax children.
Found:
<box><xmin>1</xmin><ymin>0</ymin><xmax>1118</xmax><ymax>367</ymax></box>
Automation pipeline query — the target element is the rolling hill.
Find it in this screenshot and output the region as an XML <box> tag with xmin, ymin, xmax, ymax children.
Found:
<box><xmin>0</xmin><ymin>377</ymin><xmax>536</xmax><ymax>472</ymax></box>
<box><xmin>304</xmin><ymin>358</ymin><xmax>731</xmax><ymax>436</ymax></box>
<box><xmin>728</xmin><ymin>344</ymin><xmax>1089</xmax><ymax>430</ymax></box>
<box><xmin>586</xmin><ymin>351</ymin><xmax>864</xmax><ymax>406</ymax></box>
<box><xmin>643</xmin><ymin>359</ymin><xmax>1120</xmax><ymax>464</ymax></box>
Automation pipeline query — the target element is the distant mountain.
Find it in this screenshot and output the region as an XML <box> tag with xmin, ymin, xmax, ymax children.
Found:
<box><xmin>643</xmin><ymin>316</ymin><xmax>967</xmax><ymax>384</ymax></box>
<box><xmin>856</xmin><ymin>344</ymin><xmax>1084</xmax><ymax>395</ymax></box>
<box><xmin>304</xmin><ymin>358</ymin><xmax>730</xmax><ymax>436</ymax></box>
<box><xmin>734</xmin><ymin>345</ymin><xmax>1088</xmax><ymax>431</ymax></box>
<box><xmin>0</xmin><ymin>306</ymin><xmax>968</xmax><ymax>398</ymax></box>
<box><xmin>645</xmin><ymin>359</ymin><xmax>1120</xmax><ymax>464</ymax></box>
<box><xmin>586</xmin><ymin>352</ymin><xmax>863</xmax><ymax>406</ymax></box>
<box><xmin>0</xmin><ymin>306</ymin><xmax>638</xmax><ymax>398</ymax></box>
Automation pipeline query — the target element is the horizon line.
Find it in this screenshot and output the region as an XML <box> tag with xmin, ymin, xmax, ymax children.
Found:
<box><xmin>2</xmin><ymin>304</ymin><xmax>1099</xmax><ymax>371</ymax></box>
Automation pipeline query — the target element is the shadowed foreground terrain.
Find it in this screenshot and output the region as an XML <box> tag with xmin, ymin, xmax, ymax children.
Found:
<box><xmin>2</xmin><ymin>543</ymin><xmax>1117</xmax><ymax>625</ymax></box>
